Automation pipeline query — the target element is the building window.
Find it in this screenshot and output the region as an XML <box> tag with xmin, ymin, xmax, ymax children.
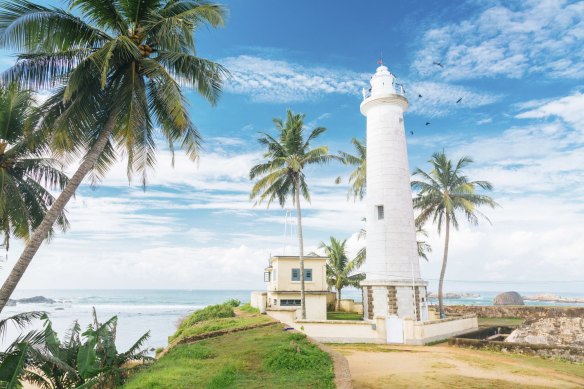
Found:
<box><xmin>264</xmin><ymin>272</ymin><xmax>270</xmax><ymax>282</ymax></box>
<box><xmin>280</xmin><ymin>299</ymin><xmax>301</xmax><ymax>306</ymax></box>
<box><xmin>377</xmin><ymin>205</ymin><xmax>384</xmax><ymax>220</ymax></box>
<box><xmin>291</xmin><ymin>269</ymin><xmax>312</xmax><ymax>281</ymax></box>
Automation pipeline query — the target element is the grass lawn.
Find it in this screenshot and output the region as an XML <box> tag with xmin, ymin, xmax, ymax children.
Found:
<box><xmin>478</xmin><ymin>317</ymin><xmax>525</xmax><ymax>327</ymax></box>
<box><xmin>169</xmin><ymin>315</ymin><xmax>272</xmax><ymax>345</ymax></box>
<box><xmin>123</xmin><ymin>325</ymin><xmax>334</xmax><ymax>389</ymax></box>
<box><xmin>327</xmin><ymin>311</ymin><xmax>363</xmax><ymax>321</ymax></box>
<box><xmin>124</xmin><ymin>302</ymin><xmax>334</xmax><ymax>388</ymax></box>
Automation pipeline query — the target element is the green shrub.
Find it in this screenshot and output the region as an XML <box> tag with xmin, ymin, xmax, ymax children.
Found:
<box><xmin>224</xmin><ymin>298</ymin><xmax>241</xmax><ymax>307</ymax></box>
<box><xmin>265</xmin><ymin>334</ymin><xmax>332</xmax><ymax>373</ymax></box>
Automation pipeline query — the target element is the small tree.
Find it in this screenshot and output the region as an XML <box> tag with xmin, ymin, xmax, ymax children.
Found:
<box><xmin>319</xmin><ymin>237</ymin><xmax>365</xmax><ymax>311</ymax></box>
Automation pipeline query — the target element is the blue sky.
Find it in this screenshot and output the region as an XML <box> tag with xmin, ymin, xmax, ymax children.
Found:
<box><xmin>2</xmin><ymin>0</ymin><xmax>584</xmax><ymax>293</ymax></box>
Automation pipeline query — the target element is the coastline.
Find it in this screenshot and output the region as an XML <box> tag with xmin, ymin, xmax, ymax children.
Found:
<box><xmin>4</xmin><ymin>289</ymin><xmax>584</xmax><ymax>352</ymax></box>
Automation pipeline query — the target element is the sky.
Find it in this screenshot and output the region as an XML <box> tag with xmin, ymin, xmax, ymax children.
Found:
<box><xmin>1</xmin><ymin>0</ymin><xmax>584</xmax><ymax>294</ymax></box>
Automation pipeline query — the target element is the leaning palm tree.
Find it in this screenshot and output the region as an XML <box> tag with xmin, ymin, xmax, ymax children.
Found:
<box><xmin>250</xmin><ymin>110</ymin><xmax>336</xmax><ymax>319</ymax></box>
<box><xmin>319</xmin><ymin>237</ymin><xmax>365</xmax><ymax>311</ymax></box>
<box><xmin>337</xmin><ymin>138</ymin><xmax>366</xmax><ymax>200</ymax></box>
<box><xmin>412</xmin><ymin>151</ymin><xmax>498</xmax><ymax>318</ymax></box>
<box><xmin>0</xmin><ymin>0</ymin><xmax>227</xmax><ymax>311</ymax></box>
<box><xmin>0</xmin><ymin>83</ymin><xmax>69</xmax><ymax>253</ymax></box>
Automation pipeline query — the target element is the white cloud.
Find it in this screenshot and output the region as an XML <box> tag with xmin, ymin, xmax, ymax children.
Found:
<box><xmin>413</xmin><ymin>0</ymin><xmax>584</xmax><ymax>80</ymax></box>
<box><xmin>406</xmin><ymin>81</ymin><xmax>500</xmax><ymax>117</ymax></box>
<box><xmin>515</xmin><ymin>92</ymin><xmax>584</xmax><ymax>129</ymax></box>
<box><xmin>220</xmin><ymin>55</ymin><xmax>368</xmax><ymax>102</ymax></box>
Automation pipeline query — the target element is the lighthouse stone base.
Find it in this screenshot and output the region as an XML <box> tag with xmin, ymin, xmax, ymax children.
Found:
<box><xmin>362</xmin><ymin>280</ymin><xmax>429</xmax><ymax>322</ymax></box>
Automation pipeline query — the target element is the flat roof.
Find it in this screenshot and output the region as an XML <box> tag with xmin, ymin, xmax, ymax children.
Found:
<box><xmin>272</xmin><ymin>255</ymin><xmax>327</xmax><ymax>259</ymax></box>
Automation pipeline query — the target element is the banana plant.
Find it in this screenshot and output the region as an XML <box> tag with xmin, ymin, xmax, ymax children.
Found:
<box><xmin>0</xmin><ymin>309</ymin><xmax>152</xmax><ymax>388</ymax></box>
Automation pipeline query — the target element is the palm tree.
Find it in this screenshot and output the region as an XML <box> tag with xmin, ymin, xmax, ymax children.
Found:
<box><xmin>0</xmin><ymin>83</ymin><xmax>69</xmax><ymax>253</ymax></box>
<box><xmin>412</xmin><ymin>151</ymin><xmax>498</xmax><ymax>318</ymax></box>
<box><xmin>338</xmin><ymin>138</ymin><xmax>366</xmax><ymax>200</ymax></box>
<box><xmin>0</xmin><ymin>0</ymin><xmax>227</xmax><ymax>311</ymax></box>
<box><xmin>250</xmin><ymin>110</ymin><xmax>336</xmax><ymax>319</ymax></box>
<box><xmin>319</xmin><ymin>237</ymin><xmax>365</xmax><ymax>311</ymax></box>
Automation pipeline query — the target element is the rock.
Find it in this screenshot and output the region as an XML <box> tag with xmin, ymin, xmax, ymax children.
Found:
<box><xmin>493</xmin><ymin>291</ymin><xmax>524</xmax><ymax>306</ymax></box>
<box><xmin>17</xmin><ymin>296</ymin><xmax>55</xmax><ymax>304</ymax></box>
<box><xmin>506</xmin><ymin>317</ymin><xmax>584</xmax><ymax>348</ymax></box>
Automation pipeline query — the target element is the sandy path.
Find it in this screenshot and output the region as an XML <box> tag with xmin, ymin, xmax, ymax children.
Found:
<box><xmin>331</xmin><ymin>344</ymin><xmax>584</xmax><ymax>389</ymax></box>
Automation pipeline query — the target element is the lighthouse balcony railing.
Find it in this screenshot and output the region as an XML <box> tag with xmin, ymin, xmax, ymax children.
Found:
<box><xmin>361</xmin><ymin>83</ymin><xmax>406</xmax><ymax>100</ymax></box>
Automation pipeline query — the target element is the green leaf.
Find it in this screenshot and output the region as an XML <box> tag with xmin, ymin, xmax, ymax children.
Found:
<box><xmin>0</xmin><ymin>342</ymin><xmax>29</xmax><ymax>388</ymax></box>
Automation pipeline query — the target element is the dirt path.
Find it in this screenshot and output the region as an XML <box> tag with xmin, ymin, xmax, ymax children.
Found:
<box><xmin>331</xmin><ymin>344</ymin><xmax>584</xmax><ymax>388</ymax></box>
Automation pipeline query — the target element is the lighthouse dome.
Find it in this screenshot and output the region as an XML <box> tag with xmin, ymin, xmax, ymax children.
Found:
<box><xmin>370</xmin><ymin>65</ymin><xmax>396</xmax><ymax>96</ymax></box>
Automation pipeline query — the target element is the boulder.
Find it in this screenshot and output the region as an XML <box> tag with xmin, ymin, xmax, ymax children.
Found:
<box><xmin>506</xmin><ymin>317</ymin><xmax>584</xmax><ymax>348</ymax></box>
<box><xmin>493</xmin><ymin>291</ymin><xmax>524</xmax><ymax>305</ymax></box>
<box><xmin>17</xmin><ymin>296</ymin><xmax>55</xmax><ymax>304</ymax></box>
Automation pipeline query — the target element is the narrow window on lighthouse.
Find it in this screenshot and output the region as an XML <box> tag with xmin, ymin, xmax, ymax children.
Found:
<box><xmin>376</xmin><ymin>205</ymin><xmax>384</xmax><ymax>220</ymax></box>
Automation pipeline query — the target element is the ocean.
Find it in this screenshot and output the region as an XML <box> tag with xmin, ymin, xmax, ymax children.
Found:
<box><xmin>3</xmin><ymin>289</ymin><xmax>584</xmax><ymax>352</ymax></box>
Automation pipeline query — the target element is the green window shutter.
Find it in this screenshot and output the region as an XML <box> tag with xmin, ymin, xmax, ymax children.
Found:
<box><xmin>291</xmin><ymin>268</ymin><xmax>300</xmax><ymax>281</ymax></box>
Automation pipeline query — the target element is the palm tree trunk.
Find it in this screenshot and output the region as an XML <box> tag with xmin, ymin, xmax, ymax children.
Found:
<box><xmin>336</xmin><ymin>288</ymin><xmax>341</xmax><ymax>311</ymax></box>
<box><xmin>438</xmin><ymin>215</ymin><xmax>450</xmax><ymax>319</ymax></box>
<box><xmin>295</xmin><ymin>175</ymin><xmax>306</xmax><ymax>320</ymax></box>
<box><xmin>0</xmin><ymin>115</ymin><xmax>117</xmax><ymax>313</ymax></box>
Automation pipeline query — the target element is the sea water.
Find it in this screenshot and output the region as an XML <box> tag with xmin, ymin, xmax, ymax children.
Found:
<box><xmin>3</xmin><ymin>289</ymin><xmax>584</xmax><ymax>351</ymax></box>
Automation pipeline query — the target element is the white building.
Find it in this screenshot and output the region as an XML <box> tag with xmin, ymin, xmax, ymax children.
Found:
<box><xmin>250</xmin><ymin>255</ymin><xmax>332</xmax><ymax>321</ymax></box>
<box><xmin>360</xmin><ymin>64</ymin><xmax>429</xmax><ymax>322</ymax></box>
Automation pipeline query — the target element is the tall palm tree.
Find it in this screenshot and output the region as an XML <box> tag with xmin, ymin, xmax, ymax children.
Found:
<box><xmin>0</xmin><ymin>83</ymin><xmax>68</xmax><ymax>251</ymax></box>
<box><xmin>412</xmin><ymin>151</ymin><xmax>498</xmax><ymax>318</ymax></box>
<box><xmin>250</xmin><ymin>110</ymin><xmax>336</xmax><ymax>319</ymax></box>
<box><xmin>319</xmin><ymin>237</ymin><xmax>365</xmax><ymax>311</ymax></box>
<box><xmin>338</xmin><ymin>137</ymin><xmax>366</xmax><ymax>201</ymax></box>
<box><xmin>0</xmin><ymin>0</ymin><xmax>227</xmax><ymax>311</ymax></box>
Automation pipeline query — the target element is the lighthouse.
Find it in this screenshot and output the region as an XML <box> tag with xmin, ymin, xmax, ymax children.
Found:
<box><xmin>360</xmin><ymin>64</ymin><xmax>428</xmax><ymax>322</ymax></box>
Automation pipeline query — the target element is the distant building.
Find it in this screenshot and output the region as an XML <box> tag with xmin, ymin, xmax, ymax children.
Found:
<box><xmin>251</xmin><ymin>255</ymin><xmax>331</xmax><ymax>321</ymax></box>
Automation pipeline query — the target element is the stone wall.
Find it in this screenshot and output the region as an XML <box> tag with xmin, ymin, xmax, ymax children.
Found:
<box><xmin>444</xmin><ymin>305</ymin><xmax>584</xmax><ymax>319</ymax></box>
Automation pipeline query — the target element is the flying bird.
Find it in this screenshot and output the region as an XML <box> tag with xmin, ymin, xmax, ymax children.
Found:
<box><xmin>410</xmin><ymin>130</ymin><xmax>414</xmax><ymax>135</ymax></box>
<box><xmin>418</xmin><ymin>94</ymin><xmax>422</xmax><ymax>98</ymax></box>
<box><xmin>425</xmin><ymin>122</ymin><xmax>431</xmax><ymax>126</ymax></box>
<box><xmin>433</xmin><ymin>61</ymin><xmax>444</xmax><ymax>68</ymax></box>
<box><xmin>456</xmin><ymin>97</ymin><xmax>463</xmax><ymax>103</ymax></box>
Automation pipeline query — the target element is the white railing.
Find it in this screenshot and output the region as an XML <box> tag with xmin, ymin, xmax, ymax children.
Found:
<box><xmin>361</xmin><ymin>82</ymin><xmax>406</xmax><ymax>100</ymax></box>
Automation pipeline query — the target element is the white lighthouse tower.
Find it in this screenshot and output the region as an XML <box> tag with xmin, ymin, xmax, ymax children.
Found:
<box><xmin>360</xmin><ymin>64</ymin><xmax>428</xmax><ymax>322</ymax></box>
